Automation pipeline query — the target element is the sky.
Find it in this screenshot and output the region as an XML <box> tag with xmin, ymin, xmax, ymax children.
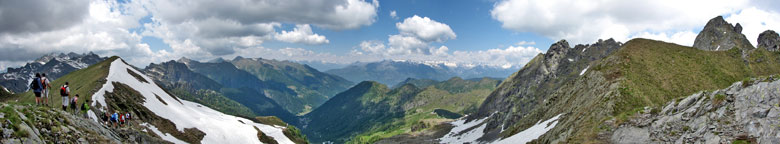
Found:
<box><xmin>0</xmin><ymin>0</ymin><xmax>779</xmax><ymax>72</ymax></box>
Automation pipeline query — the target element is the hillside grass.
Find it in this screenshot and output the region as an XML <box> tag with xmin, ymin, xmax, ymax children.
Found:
<box><xmin>582</xmin><ymin>38</ymin><xmax>780</xmax><ymax>142</ymax></box>
<box><xmin>9</xmin><ymin>56</ymin><xmax>117</xmax><ymax>108</ymax></box>
<box><xmin>601</xmin><ymin>39</ymin><xmax>780</xmax><ymax>114</ymax></box>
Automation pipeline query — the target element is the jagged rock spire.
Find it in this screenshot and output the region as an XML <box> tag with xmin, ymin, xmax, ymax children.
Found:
<box><xmin>693</xmin><ymin>16</ymin><xmax>754</xmax><ymax>51</ymax></box>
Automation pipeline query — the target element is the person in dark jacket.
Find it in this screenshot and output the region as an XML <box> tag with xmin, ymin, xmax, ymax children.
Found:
<box><xmin>29</xmin><ymin>73</ymin><xmax>43</xmax><ymax>106</ymax></box>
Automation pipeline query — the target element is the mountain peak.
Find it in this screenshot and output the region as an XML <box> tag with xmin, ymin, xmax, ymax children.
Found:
<box><xmin>758</xmin><ymin>30</ymin><xmax>780</xmax><ymax>51</ymax></box>
<box><xmin>693</xmin><ymin>16</ymin><xmax>754</xmax><ymax>51</ymax></box>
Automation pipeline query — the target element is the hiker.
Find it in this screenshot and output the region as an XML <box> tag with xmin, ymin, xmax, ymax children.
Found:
<box><xmin>60</xmin><ymin>82</ymin><xmax>70</xmax><ymax>111</ymax></box>
<box><xmin>124</xmin><ymin>112</ymin><xmax>131</xmax><ymax>125</ymax></box>
<box><xmin>81</xmin><ymin>100</ymin><xmax>91</xmax><ymax>118</ymax></box>
<box><xmin>70</xmin><ymin>94</ymin><xmax>79</xmax><ymax>114</ymax></box>
<box><xmin>41</xmin><ymin>73</ymin><xmax>52</xmax><ymax>106</ymax></box>
<box><xmin>119</xmin><ymin>112</ymin><xmax>125</xmax><ymax>127</ymax></box>
<box><xmin>29</xmin><ymin>73</ymin><xmax>43</xmax><ymax>106</ymax></box>
<box><xmin>111</xmin><ymin>112</ymin><xmax>119</xmax><ymax>128</ymax></box>
<box><xmin>102</xmin><ymin>110</ymin><xmax>110</xmax><ymax>125</ymax></box>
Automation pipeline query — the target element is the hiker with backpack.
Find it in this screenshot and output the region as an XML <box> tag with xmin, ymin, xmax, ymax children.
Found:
<box><xmin>119</xmin><ymin>112</ymin><xmax>125</xmax><ymax>127</ymax></box>
<box><xmin>101</xmin><ymin>110</ymin><xmax>110</xmax><ymax>125</ymax></box>
<box><xmin>70</xmin><ymin>94</ymin><xmax>79</xmax><ymax>114</ymax></box>
<box><xmin>41</xmin><ymin>73</ymin><xmax>52</xmax><ymax>107</ymax></box>
<box><xmin>81</xmin><ymin>100</ymin><xmax>91</xmax><ymax>118</ymax></box>
<box><xmin>60</xmin><ymin>82</ymin><xmax>71</xmax><ymax>111</ymax></box>
<box><xmin>111</xmin><ymin>111</ymin><xmax>119</xmax><ymax>128</ymax></box>
<box><xmin>29</xmin><ymin>73</ymin><xmax>43</xmax><ymax>106</ymax></box>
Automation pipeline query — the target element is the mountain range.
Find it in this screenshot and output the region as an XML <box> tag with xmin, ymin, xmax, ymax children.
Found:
<box><xmin>0</xmin><ymin>52</ymin><xmax>106</xmax><ymax>93</ymax></box>
<box><xmin>2</xmin><ymin>15</ymin><xmax>780</xmax><ymax>144</ymax></box>
<box><xmin>174</xmin><ymin>57</ymin><xmax>352</xmax><ymax>115</ymax></box>
<box><xmin>326</xmin><ymin>60</ymin><xmax>516</xmax><ymax>87</ymax></box>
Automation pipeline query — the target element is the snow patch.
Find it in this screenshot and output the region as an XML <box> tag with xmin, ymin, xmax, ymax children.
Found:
<box><xmin>439</xmin><ymin>116</ymin><xmax>490</xmax><ymax>143</ymax></box>
<box><xmin>567</xmin><ymin>58</ymin><xmax>574</xmax><ymax>62</ymax></box>
<box><xmin>143</xmin><ymin>123</ymin><xmax>188</xmax><ymax>144</ymax></box>
<box><xmin>90</xmin><ymin>59</ymin><xmax>294</xmax><ymax>144</ymax></box>
<box><xmin>580</xmin><ymin>65</ymin><xmax>590</xmax><ymax>76</ymax></box>
<box><xmin>495</xmin><ymin>114</ymin><xmax>563</xmax><ymax>144</ymax></box>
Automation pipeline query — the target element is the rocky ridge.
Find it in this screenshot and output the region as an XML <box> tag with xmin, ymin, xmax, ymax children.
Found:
<box><xmin>468</xmin><ymin>38</ymin><xmax>622</xmax><ymax>141</ymax></box>
<box><xmin>612</xmin><ymin>76</ymin><xmax>780</xmax><ymax>143</ymax></box>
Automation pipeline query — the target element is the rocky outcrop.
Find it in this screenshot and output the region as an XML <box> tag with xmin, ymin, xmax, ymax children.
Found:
<box><xmin>0</xmin><ymin>103</ymin><xmax>168</xmax><ymax>143</ymax></box>
<box><xmin>758</xmin><ymin>30</ymin><xmax>780</xmax><ymax>51</ymax></box>
<box><xmin>469</xmin><ymin>38</ymin><xmax>622</xmax><ymax>142</ymax></box>
<box><xmin>693</xmin><ymin>16</ymin><xmax>754</xmax><ymax>51</ymax></box>
<box><xmin>612</xmin><ymin>76</ymin><xmax>780</xmax><ymax>143</ymax></box>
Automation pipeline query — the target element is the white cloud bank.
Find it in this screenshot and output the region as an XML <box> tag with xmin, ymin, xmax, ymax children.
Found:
<box><xmin>489</xmin><ymin>0</ymin><xmax>778</xmax><ymax>46</ymax></box>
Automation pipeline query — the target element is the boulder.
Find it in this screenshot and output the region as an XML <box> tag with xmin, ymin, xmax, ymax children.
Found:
<box><xmin>758</xmin><ymin>30</ymin><xmax>780</xmax><ymax>51</ymax></box>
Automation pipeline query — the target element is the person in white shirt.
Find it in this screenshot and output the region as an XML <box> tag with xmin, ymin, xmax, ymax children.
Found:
<box><xmin>60</xmin><ymin>82</ymin><xmax>71</xmax><ymax>111</ymax></box>
<box><xmin>41</xmin><ymin>73</ymin><xmax>52</xmax><ymax>107</ymax></box>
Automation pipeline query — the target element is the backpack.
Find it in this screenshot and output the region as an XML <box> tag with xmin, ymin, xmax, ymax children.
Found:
<box><xmin>82</xmin><ymin>102</ymin><xmax>89</xmax><ymax>111</ymax></box>
<box><xmin>30</xmin><ymin>78</ymin><xmax>41</xmax><ymax>91</ymax></box>
<box><xmin>60</xmin><ymin>86</ymin><xmax>68</xmax><ymax>96</ymax></box>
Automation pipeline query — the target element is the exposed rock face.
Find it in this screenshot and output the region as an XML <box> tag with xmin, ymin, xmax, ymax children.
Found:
<box><xmin>693</xmin><ymin>16</ymin><xmax>754</xmax><ymax>51</ymax></box>
<box><xmin>469</xmin><ymin>38</ymin><xmax>622</xmax><ymax>142</ymax></box>
<box><xmin>612</xmin><ymin>76</ymin><xmax>780</xmax><ymax>143</ymax></box>
<box><xmin>758</xmin><ymin>30</ymin><xmax>780</xmax><ymax>51</ymax></box>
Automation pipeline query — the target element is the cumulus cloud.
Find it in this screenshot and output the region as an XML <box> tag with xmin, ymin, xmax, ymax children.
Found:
<box><xmin>490</xmin><ymin>0</ymin><xmax>751</xmax><ymax>45</ymax></box>
<box><xmin>359</xmin><ymin>15</ymin><xmax>457</xmax><ymax>57</ymax></box>
<box><xmin>725</xmin><ymin>7</ymin><xmax>780</xmax><ymax>46</ymax></box>
<box><xmin>396</xmin><ymin>15</ymin><xmax>456</xmax><ymax>42</ymax></box>
<box><xmin>0</xmin><ymin>0</ymin><xmax>166</xmax><ymax>67</ymax></box>
<box><xmin>274</xmin><ymin>24</ymin><xmax>329</xmax><ymax>45</ymax></box>
<box><xmin>146</xmin><ymin>0</ymin><xmax>379</xmax><ymax>30</ymax></box>
<box><xmin>0</xmin><ymin>0</ymin><xmax>380</xmax><ymax>70</ymax></box>
<box><xmin>0</xmin><ymin>0</ymin><xmax>90</xmax><ymax>34</ymax></box>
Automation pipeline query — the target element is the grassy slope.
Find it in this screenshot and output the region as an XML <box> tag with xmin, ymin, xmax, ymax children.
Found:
<box><xmin>8</xmin><ymin>56</ymin><xmax>117</xmax><ymax>107</ymax></box>
<box><xmin>563</xmin><ymin>38</ymin><xmax>780</xmax><ymax>142</ymax></box>
<box><xmin>602</xmin><ymin>39</ymin><xmax>778</xmax><ymax>114</ymax></box>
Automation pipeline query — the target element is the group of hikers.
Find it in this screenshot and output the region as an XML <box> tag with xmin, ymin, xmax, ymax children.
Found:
<box><xmin>29</xmin><ymin>73</ymin><xmax>91</xmax><ymax>118</ymax></box>
<box><xmin>101</xmin><ymin>110</ymin><xmax>132</xmax><ymax>128</ymax></box>
<box><xmin>29</xmin><ymin>72</ymin><xmax>135</xmax><ymax>130</ymax></box>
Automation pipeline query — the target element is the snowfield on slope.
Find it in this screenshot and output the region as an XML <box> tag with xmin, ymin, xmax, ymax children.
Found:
<box><xmin>439</xmin><ymin>113</ymin><xmax>562</xmax><ymax>144</ymax></box>
<box><xmin>495</xmin><ymin>114</ymin><xmax>562</xmax><ymax>144</ymax></box>
<box><xmin>90</xmin><ymin>59</ymin><xmax>293</xmax><ymax>144</ymax></box>
<box><xmin>439</xmin><ymin>115</ymin><xmax>489</xmax><ymax>143</ymax></box>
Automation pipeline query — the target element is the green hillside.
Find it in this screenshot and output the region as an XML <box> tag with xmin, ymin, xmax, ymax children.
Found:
<box><xmin>302</xmin><ymin>77</ymin><xmax>500</xmax><ymax>143</ymax></box>
<box><xmin>9</xmin><ymin>56</ymin><xmax>117</xmax><ymax>108</ymax></box>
